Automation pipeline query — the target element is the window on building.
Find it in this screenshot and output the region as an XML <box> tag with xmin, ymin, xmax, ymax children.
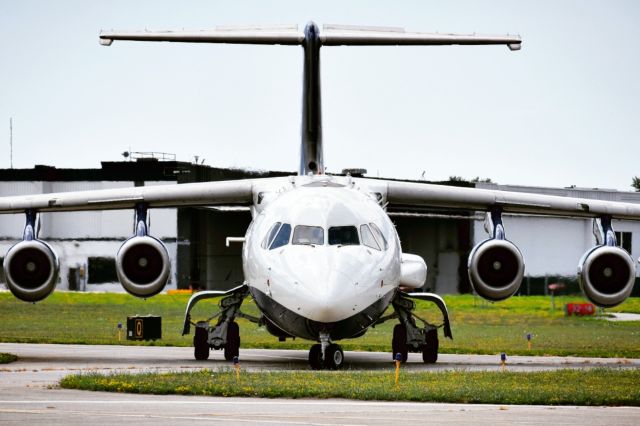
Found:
<box><xmin>615</xmin><ymin>231</ymin><xmax>632</xmax><ymax>253</ymax></box>
<box><xmin>88</xmin><ymin>257</ymin><xmax>118</xmax><ymax>284</ymax></box>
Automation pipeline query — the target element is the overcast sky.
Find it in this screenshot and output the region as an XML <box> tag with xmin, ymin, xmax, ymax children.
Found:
<box><xmin>1</xmin><ymin>1</ymin><xmax>639</xmax><ymax>190</ymax></box>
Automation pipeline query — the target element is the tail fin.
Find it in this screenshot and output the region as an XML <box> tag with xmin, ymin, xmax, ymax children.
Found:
<box><xmin>99</xmin><ymin>22</ymin><xmax>521</xmax><ymax>175</ymax></box>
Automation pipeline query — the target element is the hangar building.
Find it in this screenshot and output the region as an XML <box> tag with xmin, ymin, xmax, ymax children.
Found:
<box><xmin>1</xmin><ymin>157</ymin><xmax>639</xmax><ymax>296</ymax></box>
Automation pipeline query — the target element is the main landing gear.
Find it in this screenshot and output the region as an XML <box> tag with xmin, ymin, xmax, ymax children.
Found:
<box><xmin>309</xmin><ymin>332</ymin><xmax>344</xmax><ymax>370</ymax></box>
<box><xmin>183</xmin><ymin>285</ymin><xmax>260</xmax><ymax>362</ymax></box>
<box><xmin>378</xmin><ymin>292</ymin><xmax>452</xmax><ymax>364</ymax></box>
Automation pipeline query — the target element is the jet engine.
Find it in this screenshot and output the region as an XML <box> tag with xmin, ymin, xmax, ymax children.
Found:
<box><xmin>116</xmin><ymin>235</ymin><xmax>170</xmax><ymax>298</ymax></box>
<box><xmin>4</xmin><ymin>240</ymin><xmax>59</xmax><ymax>302</ymax></box>
<box><xmin>3</xmin><ymin>210</ymin><xmax>59</xmax><ymax>303</ymax></box>
<box><xmin>468</xmin><ymin>209</ymin><xmax>524</xmax><ymax>301</ymax></box>
<box><xmin>116</xmin><ymin>205</ymin><xmax>170</xmax><ymax>298</ymax></box>
<box><xmin>468</xmin><ymin>238</ymin><xmax>524</xmax><ymax>301</ymax></box>
<box><xmin>578</xmin><ymin>245</ymin><xmax>635</xmax><ymax>308</ymax></box>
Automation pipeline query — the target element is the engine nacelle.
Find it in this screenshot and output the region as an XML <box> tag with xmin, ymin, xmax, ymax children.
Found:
<box><xmin>578</xmin><ymin>245</ymin><xmax>635</xmax><ymax>308</ymax></box>
<box><xmin>116</xmin><ymin>235</ymin><xmax>170</xmax><ymax>298</ymax></box>
<box><xmin>3</xmin><ymin>240</ymin><xmax>59</xmax><ymax>302</ymax></box>
<box><xmin>468</xmin><ymin>238</ymin><xmax>524</xmax><ymax>301</ymax></box>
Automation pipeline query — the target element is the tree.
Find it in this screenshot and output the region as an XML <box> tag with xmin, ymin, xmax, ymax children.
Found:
<box><xmin>632</xmin><ymin>176</ymin><xmax>640</xmax><ymax>192</ymax></box>
<box><xmin>471</xmin><ymin>176</ymin><xmax>493</xmax><ymax>183</ymax></box>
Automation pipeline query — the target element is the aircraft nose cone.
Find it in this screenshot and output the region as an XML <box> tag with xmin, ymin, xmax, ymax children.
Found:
<box><xmin>308</xmin><ymin>268</ymin><xmax>354</xmax><ymax>322</ymax></box>
<box><xmin>280</xmin><ymin>246</ymin><xmax>363</xmax><ymax>322</ymax></box>
<box><xmin>282</xmin><ymin>245</ymin><xmax>378</xmax><ymax>323</ymax></box>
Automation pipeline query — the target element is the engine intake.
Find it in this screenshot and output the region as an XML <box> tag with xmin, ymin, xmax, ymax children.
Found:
<box><xmin>116</xmin><ymin>235</ymin><xmax>170</xmax><ymax>298</ymax></box>
<box><xmin>468</xmin><ymin>238</ymin><xmax>524</xmax><ymax>301</ymax></box>
<box><xmin>3</xmin><ymin>240</ymin><xmax>59</xmax><ymax>302</ymax></box>
<box><xmin>578</xmin><ymin>245</ymin><xmax>635</xmax><ymax>308</ymax></box>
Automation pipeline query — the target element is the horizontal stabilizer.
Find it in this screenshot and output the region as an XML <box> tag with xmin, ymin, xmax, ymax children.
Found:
<box><xmin>99</xmin><ymin>26</ymin><xmax>304</xmax><ymax>46</ymax></box>
<box><xmin>321</xmin><ymin>24</ymin><xmax>521</xmax><ymax>50</ymax></box>
<box><xmin>100</xmin><ymin>23</ymin><xmax>521</xmax><ymax>51</ymax></box>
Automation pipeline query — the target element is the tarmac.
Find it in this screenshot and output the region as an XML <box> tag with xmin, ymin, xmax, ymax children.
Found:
<box><xmin>0</xmin><ymin>343</ymin><xmax>639</xmax><ymax>425</ymax></box>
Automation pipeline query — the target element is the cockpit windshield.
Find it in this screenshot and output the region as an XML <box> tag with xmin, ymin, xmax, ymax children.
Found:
<box><xmin>270</xmin><ymin>223</ymin><xmax>291</xmax><ymax>249</ymax></box>
<box><xmin>369</xmin><ymin>222</ymin><xmax>388</xmax><ymax>250</ymax></box>
<box><xmin>263</xmin><ymin>222</ymin><xmax>385</xmax><ymax>249</ymax></box>
<box><xmin>292</xmin><ymin>225</ymin><xmax>324</xmax><ymax>246</ymax></box>
<box><xmin>328</xmin><ymin>226</ymin><xmax>360</xmax><ymax>246</ymax></box>
<box><xmin>262</xmin><ymin>222</ymin><xmax>292</xmax><ymax>250</ymax></box>
<box><xmin>360</xmin><ymin>224</ymin><xmax>380</xmax><ymax>250</ymax></box>
<box><xmin>262</xmin><ymin>222</ymin><xmax>282</xmax><ymax>249</ymax></box>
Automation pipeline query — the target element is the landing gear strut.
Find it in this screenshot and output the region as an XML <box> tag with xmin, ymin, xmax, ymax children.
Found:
<box><xmin>376</xmin><ymin>292</ymin><xmax>452</xmax><ymax>364</ymax></box>
<box><xmin>182</xmin><ymin>285</ymin><xmax>259</xmax><ymax>362</ymax></box>
<box><xmin>309</xmin><ymin>332</ymin><xmax>344</xmax><ymax>370</ymax></box>
<box><xmin>393</xmin><ymin>296</ymin><xmax>440</xmax><ymax>363</ymax></box>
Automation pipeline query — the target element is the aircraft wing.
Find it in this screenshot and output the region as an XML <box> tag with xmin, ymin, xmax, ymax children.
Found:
<box><xmin>378</xmin><ymin>180</ymin><xmax>640</xmax><ymax>220</ymax></box>
<box><xmin>0</xmin><ymin>179</ymin><xmax>260</xmax><ymax>214</ymax></box>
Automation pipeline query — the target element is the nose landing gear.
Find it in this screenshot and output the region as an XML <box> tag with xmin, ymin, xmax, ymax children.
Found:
<box><xmin>309</xmin><ymin>332</ymin><xmax>344</xmax><ymax>370</ymax></box>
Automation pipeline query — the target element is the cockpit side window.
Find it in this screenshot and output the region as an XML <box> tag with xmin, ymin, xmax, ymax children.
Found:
<box><xmin>360</xmin><ymin>224</ymin><xmax>380</xmax><ymax>250</ymax></box>
<box><xmin>262</xmin><ymin>222</ymin><xmax>282</xmax><ymax>249</ymax></box>
<box><xmin>329</xmin><ymin>226</ymin><xmax>360</xmax><ymax>246</ymax></box>
<box><xmin>292</xmin><ymin>225</ymin><xmax>324</xmax><ymax>246</ymax></box>
<box><xmin>270</xmin><ymin>223</ymin><xmax>291</xmax><ymax>249</ymax></box>
<box><xmin>369</xmin><ymin>222</ymin><xmax>388</xmax><ymax>250</ymax></box>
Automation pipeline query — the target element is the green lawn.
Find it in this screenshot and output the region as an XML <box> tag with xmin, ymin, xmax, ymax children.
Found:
<box><xmin>1</xmin><ymin>292</ymin><xmax>639</xmax><ymax>358</ymax></box>
<box><xmin>0</xmin><ymin>352</ymin><xmax>17</xmax><ymax>363</ymax></box>
<box><xmin>59</xmin><ymin>368</ymin><xmax>640</xmax><ymax>406</ymax></box>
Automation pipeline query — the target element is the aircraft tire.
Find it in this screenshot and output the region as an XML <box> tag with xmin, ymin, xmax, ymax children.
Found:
<box><xmin>324</xmin><ymin>343</ymin><xmax>344</xmax><ymax>370</ymax></box>
<box><xmin>308</xmin><ymin>344</ymin><xmax>323</xmax><ymax>370</ymax></box>
<box><xmin>224</xmin><ymin>321</ymin><xmax>240</xmax><ymax>361</ymax></box>
<box><xmin>392</xmin><ymin>324</ymin><xmax>408</xmax><ymax>362</ymax></box>
<box><xmin>194</xmin><ymin>326</ymin><xmax>209</xmax><ymax>361</ymax></box>
<box><xmin>422</xmin><ymin>328</ymin><xmax>439</xmax><ymax>364</ymax></box>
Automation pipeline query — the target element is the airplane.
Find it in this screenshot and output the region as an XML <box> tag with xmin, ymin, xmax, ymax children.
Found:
<box><xmin>1</xmin><ymin>22</ymin><xmax>638</xmax><ymax>370</ymax></box>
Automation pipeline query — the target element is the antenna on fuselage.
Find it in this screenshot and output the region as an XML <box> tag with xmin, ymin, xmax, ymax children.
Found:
<box><xmin>99</xmin><ymin>23</ymin><xmax>521</xmax><ymax>176</ymax></box>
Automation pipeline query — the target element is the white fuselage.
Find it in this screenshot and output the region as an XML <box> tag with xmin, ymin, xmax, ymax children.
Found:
<box><xmin>242</xmin><ymin>175</ymin><xmax>402</xmax><ymax>340</ymax></box>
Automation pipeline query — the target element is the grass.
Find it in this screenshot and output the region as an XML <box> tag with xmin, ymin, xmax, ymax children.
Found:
<box><xmin>59</xmin><ymin>368</ymin><xmax>640</xmax><ymax>406</ymax></box>
<box><xmin>0</xmin><ymin>292</ymin><xmax>639</xmax><ymax>358</ymax></box>
<box><xmin>0</xmin><ymin>352</ymin><xmax>17</xmax><ymax>363</ymax></box>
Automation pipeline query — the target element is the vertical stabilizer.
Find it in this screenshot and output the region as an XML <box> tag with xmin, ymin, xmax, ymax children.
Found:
<box><xmin>300</xmin><ymin>22</ymin><xmax>323</xmax><ymax>175</ymax></box>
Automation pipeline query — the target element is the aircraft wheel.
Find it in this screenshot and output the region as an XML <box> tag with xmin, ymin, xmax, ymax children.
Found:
<box><xmin>392</xmin><ymin>324</ymin><xmax>408</xmax><ymax>362</ymax></box>
<box><xmin>194</xmin><ymin>326</ymin><xmax>209</xmax><ymax>361</ymax></box>
<box><xmin>324</xmin><ymin>343</ymin><xmax>344</xmax><ymax>370</ymax></box>
<box><xmin>224</xmin><ymin>321</ymin><xmax>240</xmax><ymax>361</ymax></box>
<box><xmin>308</xmin><ymin>344</ymin><xmax>323</xmax><ymax>370</ymax></box>
<box><xmin>422</xmin><ymin>328</ymin><xmax>439</xmax><ymax>364</ymax></box>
